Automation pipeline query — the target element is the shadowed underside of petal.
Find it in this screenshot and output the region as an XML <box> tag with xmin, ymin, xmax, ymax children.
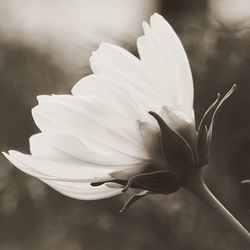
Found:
<box><xmin>138</xmin><ymin>120</ymin><xmax>167</xmax><ymax>170</ymax></box>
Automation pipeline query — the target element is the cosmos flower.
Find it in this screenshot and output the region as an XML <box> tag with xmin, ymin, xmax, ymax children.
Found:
<box><xmin>3</xmin><ymin>13</ymin><xmax>236</xmax><ymax>212</ymax></box>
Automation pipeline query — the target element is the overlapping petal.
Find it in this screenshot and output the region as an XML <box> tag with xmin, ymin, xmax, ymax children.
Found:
<box><xmin>90</xmin><ymin>13</ymin><xmax>193</xmax><ymax>118</ymax></box>
<box><xmin>140</xmin><ymin>14</ymin><xmax>194</xmax><ymax>117</ymax></box>
<box><xmin>4</xmin><ymin>13</ymin><xmax>194</xmax><ymax>200</ymax></box>
<box><xmin>32</xmin><ymin>94</ymin><xmax>147</xmax><ymax>159</ymax></box>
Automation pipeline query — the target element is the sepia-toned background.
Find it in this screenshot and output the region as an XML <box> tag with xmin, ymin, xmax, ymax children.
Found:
<box><xmin>0</xmin><ymin>0</ymin><xmax>250</xmax><ymax>249</ymax></box>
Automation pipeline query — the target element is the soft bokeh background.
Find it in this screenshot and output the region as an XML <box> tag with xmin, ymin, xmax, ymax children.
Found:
<box><xmin>0</xmin><ymin>0</ymin><xmax>250</xmax><ymax>249</ymax></box>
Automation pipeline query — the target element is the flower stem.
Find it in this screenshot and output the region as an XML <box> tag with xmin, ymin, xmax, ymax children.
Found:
<box><xmin>183</xmin><ymin>170</ymin><xmax>250</xmax><ymax>246</ymax></box>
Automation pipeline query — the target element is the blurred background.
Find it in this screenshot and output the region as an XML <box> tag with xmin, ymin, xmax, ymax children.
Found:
<box><xmin>0</xmin><ymin>0</ymin><xmax>250</xmax><ymax>249</ymax></box>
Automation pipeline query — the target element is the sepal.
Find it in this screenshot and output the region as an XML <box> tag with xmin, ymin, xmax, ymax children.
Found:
<box><xmin>149</xmin><ymin>111</ymin><xmax>195</xmax><ymax>176</ymax></box>
<box><xmin>122</xmin><ymin>170</ymin><xmax>180</xmax><ymax>194</ymax></box>
<box><xmin>196</xmin><ymin>84</ymin><xmax>236</xmax><ymax>167</ymax></box>
<box><xmin>196</xmin><ymin>94</ymin><xmax>220</xmax><ymax>166</ymax></box>
<box><xmin>120</xmin><ymin>190</ymin><xmax>149</xmax><ymax>213</ymax></box>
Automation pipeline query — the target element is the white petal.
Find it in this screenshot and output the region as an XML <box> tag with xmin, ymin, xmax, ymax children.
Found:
<box><xmin>137</xmin><ymin>120</ymin><xmax>167</xmax><ymax>170</ymax></box>
<box><xmin>41</xmin><ymin>180</ymin><xmax>122</xmax><ymax>200</ymax></box>
<box><xmin>39</xmin><ymin>94</ymin><xmax>139</xmax><ymax>144</ymax></box>
<box><xmin>32</xmin><ymin>95</ymin><xmax>148</xmax><ymax>159</ymax></box>
<box><xmin>72</xmin><ymin>74</ymin><xmax>142</xmax><ymax>119</ymax></box>
<box><xmin>137</xmin><ymin>24</ymin><xmax>178</xmax><ymax>102</ymax></box>
<box><xmin>137</xmin><ymin>13</ymin><xmax>193</xmax><ymax>117</ymax></box>
<box><xmin>4</xmin><ymin>150</ymin><xmax>120</xmax><ymax>181</ymax></box>
<box><xmin>89</xmin><ymin>43</ymin><xmax>169</xmax><ymax>110</ymax></box>
<box><xmin>30</xmin><ymin>132</ymin><xmax>144</xmax><ymax>165</ymax></box>
<box><xmin>3</xmin><ymin>151</ymin><xmax>133</xmax><ymax>200</ymax></box>
<box><xmin>72</xmin><ymin>74</ymin><xmax>150</xmax><ymax>116</ymax></box>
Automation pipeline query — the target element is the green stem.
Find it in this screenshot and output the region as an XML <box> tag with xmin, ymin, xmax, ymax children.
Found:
<box><xmin>183</xmin><ymin>170</ymin><xmax>250</xmax><ymax>246</ymax></box>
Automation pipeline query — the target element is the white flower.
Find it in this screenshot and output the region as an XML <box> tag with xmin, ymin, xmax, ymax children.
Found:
<box><xmin>3</xmin><ymin>13</ymin><xmax>235</xmax><ymax>209</ymax></box>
